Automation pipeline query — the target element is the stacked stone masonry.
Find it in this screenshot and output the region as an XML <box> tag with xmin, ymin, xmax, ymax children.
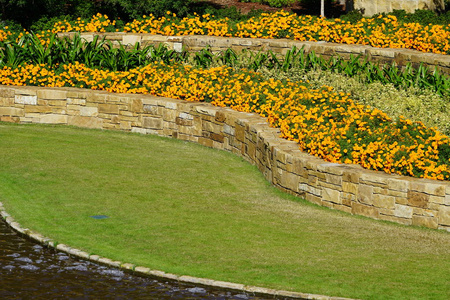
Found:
<box><xmin>1</xmin><ymin>85</ymin><xmax>449</xmax><ymax>231</ymax></box>
<box><xmin>353</xmin><ymin>0</ymin><xmax>445</xmax><ymax>16</ymax></box>
<box><xmin>57</xmin><ymin>33</ymin><xmax>450</xmax><ymax>75</ymax></box>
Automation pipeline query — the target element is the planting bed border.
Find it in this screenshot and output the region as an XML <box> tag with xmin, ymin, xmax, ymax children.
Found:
<box><xmin>0</xmin><ymin>85</ymin><xmax>449</xmax><ymax>231</ymax></box>
<box><xmin>56</xmin><ymin>32</ymin><xmax>450</xmax><ymax>75</ymax></box>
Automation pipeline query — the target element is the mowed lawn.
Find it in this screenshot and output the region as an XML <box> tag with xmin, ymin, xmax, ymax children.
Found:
<box><xmin>0</xmin><ymin>122</ymin><xmax>448</xmax><ymax>300</ymax></box>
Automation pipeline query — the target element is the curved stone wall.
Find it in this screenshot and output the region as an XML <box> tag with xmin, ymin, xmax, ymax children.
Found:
<box><xmin>0</xmin><ymin>85</ymin><xmax>449</xmax><ymax>231</ymax></box>
<box><xmin>56</xmin><ymin>32</ymin><xmax>450</xmax><ymax>75</ymax></box>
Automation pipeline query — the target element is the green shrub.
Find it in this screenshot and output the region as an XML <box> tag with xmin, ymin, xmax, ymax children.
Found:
<box><xmin>239</xmin><ymin>0</ymin><xmax>296</xmax><ymax>8</ymax></box>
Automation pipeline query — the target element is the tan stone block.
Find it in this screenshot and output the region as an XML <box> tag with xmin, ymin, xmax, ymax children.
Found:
<box><xmin>67</xmin><ymin>98</ymin><xmax>86</xmax><ymax>105</ymax></box>
<box><xmin>98</xmin><ymin>104</ymin><xmax>119</xmax><ymax>114</ymax></box>
<box><xmin>130</xmin><ymin>99</ymin><xmax>144</xmax><ymax>112</ymax></box>
<box><xmin>373</xmin><ymin>194</ymin><xmax>395</xmax><ymax>210</ymax></box>
<box><xmin>215</xmin><ymin>111</ymin><xmax>226</xmax><ymax>122</ymax></box>
<box><xmin>111</xmin><ymin>115</ymin><xmax>120</xmax><ymax>124</ymax></box>
<box><xmin>120</xmin><ymin>121</ymin><xmax>131</xmax><ymax>130</ymax></box>
<box><xmin>322</xmin><ymin>187</ymin><xmax>341</xmax><ymax>204</ymax></box>
<box><xmin>325</xmin><ymin>173</ymin><xmax>342</xmax><ymax>185</ymax></box>
<box><xmin>394</xmin><ymin>204</ymin><xmax>413</xmax><ymax>219</ymax></box>
<box><xmin>40</xmin><ymin>114</ymin><xmax>67</xmax><ymax>124</ymax></box>
<box><xmin>36</xmin><ymin>89</ymin><xmax>67</xmax><ymax>100</ymax></box>
<box><xmin>282</xmin><ymin>172</ymin><xmax>299</xmax><ymax>192</ymax></box>
<box><xmin>24</xmin><ymin>105</ymin><xmax>52</xmax><ymax>113</ymax></box>
<box><xmin>235</xmin><ymin>124</ymin><xmax>245</xmax><ymax>142</ymax></box>
<box><xmin>51</xmin><ymin>107</ymin><xmax>66</xmax><ymax>114</ymax></box>
<box><xmin>387</xmin><ymin>189</ymin><xmax>407</xmax><ymax>198</ymax></box>
<box><xmin>352</xmin><ymin>202</ymin><xmax>379</xmax><ymax>218</ymax></box>
<box><xmin>0</xmin><ymin>107</ymin><xmax>24</xmax><ymax>116</ymax></box>
<box><xmin>163</xmin><ymin>109</ymin><xmax>177</xmax><ymax>122</ymax></box>
<box><xmin>0</xmin><ymin>87</ymin><xmax>15</xmax><ymax>98</ymax></box>
<box><xmin>387</xmin><ymin>179</ymin><xmax>409</xmax><ymax>192</ymax></box>
<box><xmin>198</xmin><ymin>137</ymin><xmax>214</xmax><ymax>148</ymax></box>
<box><xmin>378</xmin><ymin>214</ymin><xmax>412</xmax><ymax>225</ymax></box>
<box><xmin>210</xmin><ymin>133</ymin><xmax>224</xmax><ymax>143</ymax></box>
<box><xmin>412</xmin><ymin>216</ymin><xmax>438</xmax><ymax>229</ymax></box>
<box><xmin>429</xmin><ymin>195</ymin><xmax>444</xmax><ymax>204</ymax></box>
<box><xmin>142</xmin><ymin>117</ymin><xmax>162</xmax><ymax>129</ymax></box>
<box><xmin>80</xmin><ymin>106</ymin><xmax>98</xmax><ymax>117</ymax></box>
<box><xmin>0</xmin><ymin>116</ymin><xmax>20</xmax><ymax>123</ymax></box>
<box><xmin>407</xmin><ymin>191</ymin><xmax>429</xmax><ymax>208</ymax></box>
<box><xmin>358</xmin><ymin>184</ymin><xmax>373</xmax><ymax>205</ymax></box>
<box><xmin>305</xmin><ymin>193</ymin><xmax>322</xmax><ymax>206</ymax></box>
<box><xmin>438</xmin><ymin>205</ymin><xmax>450</xmax><ymax>226</ymax></box>
<box><xmin>48</xmin><ymin>100</ymin><xmax>67</xmax><ymax>106</ymax></box>
<box><xmin>68</xmin><ymin>116</ymin><xmax>103</xmax><ymax>129</ymax></box>
<box><xmin>102</xmin><ymin>122</ymin><xmax>120</xmax><ymax>130</ymax></box>
<box><xmin>343</xmin><ymin>170</ymin><xmax>360</xmax><ymax>183</ymax></box>
<box><xmin>0</xmin><ymin>97</ymin><xmax>14</xmax><ymax>106</ymax></box>
<box><xmin>342</xmin><ymin>181</ymin><xmax>358</xmax><ymax>195</ymax></box>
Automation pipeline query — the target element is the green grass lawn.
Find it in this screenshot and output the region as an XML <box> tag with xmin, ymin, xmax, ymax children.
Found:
<box><xmin>0</xmin><ymin>122</ymin><xmax>448</xmax><ymax>299</ymax></box>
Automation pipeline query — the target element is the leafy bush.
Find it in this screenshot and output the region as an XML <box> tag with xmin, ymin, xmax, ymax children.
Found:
<box><xmin>239</xmin><ymin>0</ymin><xmax>296</xmax><ymax>8</ymax></box>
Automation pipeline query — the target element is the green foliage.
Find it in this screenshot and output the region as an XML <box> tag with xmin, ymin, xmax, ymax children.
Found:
<box><xmin>103</xmin><ymin>0</ymin><xmax>193</xmax><ymax>19</ymax></box>
<box><xmin>0</xmin><ymin>33</ymin><xmax>188</xmax><ymax>71</ymax></box>
<box><xmin>239</xmin><ymin>0</ymin><xmax>296</xmax><ymax>8</ymax></box>
<box><xmin>369</xmin><ymin>9</ymin><xmax>450</xmax><ymax>26</ymax></box>
<box><xmin>339</xmin><ymin>10</ymin><xmax>364</xmax><ymax>24</ymax></box>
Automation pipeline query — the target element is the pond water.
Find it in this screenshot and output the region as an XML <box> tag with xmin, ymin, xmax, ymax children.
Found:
<box><xmin>0</xmin><ymin>219</ymin><xmax>276</xmax><ymax>299</ymax></box>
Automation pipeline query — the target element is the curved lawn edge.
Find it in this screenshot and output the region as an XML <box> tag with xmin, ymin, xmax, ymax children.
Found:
<box><xmin>0</xmin><ymin>202</ymin><xmax>355</xmax><ymax>300</ymax></box>
<box><xmin>0</xmin><ymin>85</ymin><xmax>449</xmax><ymax>230</ymax></box>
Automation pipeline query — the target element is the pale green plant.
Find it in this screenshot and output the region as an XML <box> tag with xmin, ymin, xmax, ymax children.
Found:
<box><xmin>258</xmin><ymin>67</ymin><xmax>450</xmax><ymax>136</ymax></box>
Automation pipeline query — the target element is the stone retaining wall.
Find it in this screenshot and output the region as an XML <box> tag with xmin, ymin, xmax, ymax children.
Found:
<box><xmin>353</xmin><ymin>0</ymin><xmax>445</xmax><ymax>16</ymax></box>
<box><xmin>1</xmin><ymin>85</ymin><xmax>449</xmax><ymax>231</ymax></box>
<box><xmin>56</xmin><ymin>32</ymin><xmax>450</xmax><ymax>75</ymax></box>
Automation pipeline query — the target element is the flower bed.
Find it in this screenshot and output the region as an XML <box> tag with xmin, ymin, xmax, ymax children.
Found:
<box><xmin>7</xmin><ymin>11</ymin><xmax>446</xmax><ymax>55</ymax></box>
<box><xmin>1</xmin><ymin>61</ymin><xmax>448</xmax><ymax>180</ymax></box>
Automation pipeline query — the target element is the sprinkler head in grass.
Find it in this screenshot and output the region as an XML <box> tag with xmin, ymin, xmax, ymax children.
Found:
<box><xmin>90</xmin><ymin>215</ymin><xmax>109</xmax><ymax>220</ymax></box>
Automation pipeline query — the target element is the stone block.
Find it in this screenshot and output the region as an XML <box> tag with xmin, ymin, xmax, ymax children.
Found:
<box><xmin>24</xmin><ymin>106</ymin><xmax>52</xmax><ymax>113</ymax></box>
<box><xmin>215</xmin><ymin>111</ymin><xmax>226</xmax><ymax>122</ymax></box>
<box><xmin>80</xmin><ymin>106</ymin><xmax>98</xmax><ymax>117</ymax></box>
<box><xmin>67</xmin><ymin>98</ymin><xmax>86</xmax><ymax>105</ymax></box>
<box><xmin>343</xmin><ymin>170</ymin><xmax>361</xmax><ymax>183</ymax></box>
<box><xmin>1</xmin><ymin>115</ymin><xmax>19</xmax><ymax>123</ymax></box>
<box><xmin>163</xmin><ymin>109</ymin><xmax>177</xmax><ymax>122</ymax></box>
<box><xmin>142</xmin><ymin>117</ymin><xmax>163</xmax><ymax>129</ymax></box>
<box><xmin>387</xmin><ymin>179</ymin><xmax>409</xmax><ymax>192</ymax></box>
<box><xmin>372</xmin><ymin>194</ymin><xmax>395</xmax><ymax>210</ymax></box>
<box><xmin>352</xmin><ymin>202</ymin><xmax>379</xmax><ymax>218</ymax></box>
<box><xmin>123</xmin><ymin>34</ymin><xmax>141</xmax><ymax>45</ymax></box>
<box><xmin>175</xmin><ymin>117</ymin><xmax>193</xmax><ymax>126</ymax></box>
<box><xmin>0</xmin><ymin>107</ymin><xmax>24</xmax><ymax>116</ymax></box>
<box><xmin>68</xmin><ymin>116</ymin><xmax>103</xmax><ymax>129</ymax></box>
<box><xmin>438</xmin><ymin>206</ymin><xmax>450</xmax><ymax>226</ymax></box>
<box><xmin>98</xmin><ymin>104</ymin><xmax>119</xmax><ymax>114</ymax></box>
<box><xmin>48</xmin><ymin>100</ymin><xmax>67</xmax><ymax>107</ymax></box>
<box><xmin>40</xmin><ymin>114</ymin><xmax>67</xmax><ymax>124</ymax></box>
<box><xmin>36</xmin><ymin>89</ymin><xmax>67</xmax><ymax>100</ymax></box>
<box><xmin>235</xmin><ymin>124</ymin><xmax>245</xmax><ymax>142</ymax></box>
<box><xmin>358</xmin><ymin>184</ymin><xmax>373</xmax><ymax>205</ymax></box>
<box><xmin>394</xmin><ymin>204</ymin><xmax>413</xmax><ymax>219</ymax></box>
<box><xmin>322</xmin><ymin>187</ymin><xmax>341</xmax><ymax>204</ymax></box>
<box><xmin>210</xmin><ymin>133</ymin><xmax>224</xmax><ymax>143</ymax></box>
<box><xmin>412</xmin><ymin>215</ymin><xmax>438</xmax><ymax>229</ymax></box>
<box><xmin>15</xmin><ymin>95</ymin><xmax>37</xmax><ymax>105</ymax></box>
<box><xmin>407</xmin><ymin>191</ymin><xmax>429</xmax><ymax>208</ymax></box>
